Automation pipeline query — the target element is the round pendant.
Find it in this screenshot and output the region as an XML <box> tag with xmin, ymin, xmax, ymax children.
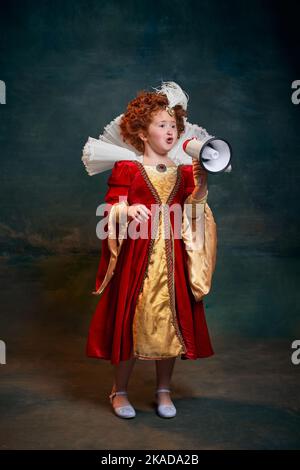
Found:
<box><xmin>156</xmin><ymin>163</ymin><xmax>167</xmax><ymax>172</ymax></box>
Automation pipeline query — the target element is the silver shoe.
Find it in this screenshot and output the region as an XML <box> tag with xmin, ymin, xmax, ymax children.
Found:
<box><xmin>109</xmin><ymin>390</ymin><xmax>136</xmax><ymax>419</ymax></box>
<box><xmin>155</xmin><ymin>388</ymin><xmax>177</xmax><ymax>418</ymax></box>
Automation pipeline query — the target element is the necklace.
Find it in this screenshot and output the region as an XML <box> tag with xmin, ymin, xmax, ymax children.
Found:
<box><xmin>142</xmin><ymin>157</ymin><xmax>171</xmax><ymax>172</ymax></box>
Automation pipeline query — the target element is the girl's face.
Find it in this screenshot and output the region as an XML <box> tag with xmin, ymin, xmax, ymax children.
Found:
<box><xmin>139</xmin><ymin>109</ymin><xmax>178</xmax><ymax>155</ymax></box>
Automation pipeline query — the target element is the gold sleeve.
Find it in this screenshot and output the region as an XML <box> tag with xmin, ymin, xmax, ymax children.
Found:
<box><xmin>181</xmin><ymin>191</ymin><xmax>217</xmax><ymax>302</ymax></box>
<box><xmin>92</xmin><ymin>200</ymin><xmax>129</xmax><ymax>296</ymax></box>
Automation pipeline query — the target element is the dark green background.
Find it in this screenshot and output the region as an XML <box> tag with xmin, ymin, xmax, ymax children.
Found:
<box><xmin>0</xmin><ymin>0</ymin><xmax>299</xmax><ymax>337</ymax></box>
<box><xmin>0</xmin><ymin>0</ymin><xmax>300</xmax><ymax>451</ymax></box>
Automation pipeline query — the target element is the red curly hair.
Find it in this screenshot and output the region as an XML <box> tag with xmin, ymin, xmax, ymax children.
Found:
<box><xmin>119</xmin><ymin>90</ymin><xmax>187</xmax><ymax>154</ymax></box>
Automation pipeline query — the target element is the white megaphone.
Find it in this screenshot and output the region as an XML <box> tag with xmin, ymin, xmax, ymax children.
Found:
<box><xmin>183</xmin><ymin>135</ymin><xmax>232</xmax><ymax>173</ymax></box>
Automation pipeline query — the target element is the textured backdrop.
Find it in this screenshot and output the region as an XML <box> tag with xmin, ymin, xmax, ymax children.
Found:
<box><xmin>0</xmin><ymin>1</ymin><xmax>299</xmax><ymax>345</ymax></box>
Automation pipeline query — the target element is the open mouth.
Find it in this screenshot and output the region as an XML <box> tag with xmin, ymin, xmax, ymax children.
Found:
<box><xmin>166</xmin><ymin>138</ymin><xmax>173</xmax><ymax>144</ymax></box>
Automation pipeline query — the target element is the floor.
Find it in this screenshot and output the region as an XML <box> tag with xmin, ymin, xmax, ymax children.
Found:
<box><xmin>0</xmin><ymin>253</ymin><xmax>299</xmax><ymax>450</ymax></box>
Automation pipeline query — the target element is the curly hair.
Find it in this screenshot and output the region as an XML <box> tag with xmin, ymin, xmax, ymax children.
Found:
<box><xmin>119</xmin><ymin>90</ymin><xmax>187</xmax><ymax>154</ymax></box>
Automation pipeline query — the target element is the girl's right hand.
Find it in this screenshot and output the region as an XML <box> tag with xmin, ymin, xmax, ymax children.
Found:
<box><xmin>128</xmin><ymin>203</ymin><xmax>151</xmax><ymax>223</ymax></box>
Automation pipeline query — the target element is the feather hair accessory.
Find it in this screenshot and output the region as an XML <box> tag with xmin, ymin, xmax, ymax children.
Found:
<box><xmin>151</xmin><ymin>81</ymin><xmax>189</xmax><ymax>111</ymax></box>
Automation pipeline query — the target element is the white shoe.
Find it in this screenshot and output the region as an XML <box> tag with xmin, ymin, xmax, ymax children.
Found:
<box><xmin>109</xmin><ymin>390</ymin><xmax>136</xmax><ymax>419</ymax></box>
<box><xmin>155</xmin><ymin>388</ymin><xmax>177</xmax><ymax>418</ymax></box>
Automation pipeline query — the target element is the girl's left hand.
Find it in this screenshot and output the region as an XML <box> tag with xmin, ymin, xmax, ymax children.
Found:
<box><xmin>192</xmin><ymin>158</ymin><xmax>208</xmax><ymax>198</ymax></box>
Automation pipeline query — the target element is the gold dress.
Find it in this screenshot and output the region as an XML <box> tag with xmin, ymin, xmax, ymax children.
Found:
<box><xmin>132</xmin><ymin>165</ymin><xmax>185</xmax><ymax>360</ymax></box>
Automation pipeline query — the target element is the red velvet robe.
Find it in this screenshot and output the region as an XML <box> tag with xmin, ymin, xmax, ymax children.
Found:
<box><xmin>86</xmin><ymin>160</ymin><xmax>214</xmax><ymax>364</ymax></box>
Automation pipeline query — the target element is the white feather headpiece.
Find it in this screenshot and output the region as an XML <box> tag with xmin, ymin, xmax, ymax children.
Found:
<box><xmin>151</xmin><ymin>81</ymin><xmax>189</xmax><ymax>111</ymax></box>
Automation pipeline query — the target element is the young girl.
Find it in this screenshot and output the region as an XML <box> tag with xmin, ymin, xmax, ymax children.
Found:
<box><xmin>85</xmin><ymin>82</ymin><xmax>217</xmax><ymax>419</ymax></box>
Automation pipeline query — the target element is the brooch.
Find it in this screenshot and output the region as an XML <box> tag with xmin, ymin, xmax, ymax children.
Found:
<box><xmin>156</xmin><ymin>163</ymin><xmax>167</xmax><ymax>172</ymax></box>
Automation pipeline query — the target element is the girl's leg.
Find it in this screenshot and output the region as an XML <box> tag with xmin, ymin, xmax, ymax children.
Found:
<box><xmin>155</xmin><ymin>356</ymin><xmax>176</xmax><ymax>406</ymax></box>
<box><xmin>111</xmin><ymin>352</ymin><xmax>137</xmax><ymax>408</ymax></box>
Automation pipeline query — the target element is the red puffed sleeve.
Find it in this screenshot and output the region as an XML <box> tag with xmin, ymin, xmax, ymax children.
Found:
<box><xmin>104</xmin><ymin>160</ymin><xmax>131</xmax><ymax>204</ymax></box>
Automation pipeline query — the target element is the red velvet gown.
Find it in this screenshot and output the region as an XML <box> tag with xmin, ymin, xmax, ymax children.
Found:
<box><xmin>86</xmin><ymin>160</ymin><xmax>216</xmax><ymax>365</ymax></box>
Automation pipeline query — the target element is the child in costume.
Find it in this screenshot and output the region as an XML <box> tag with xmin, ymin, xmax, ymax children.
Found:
<box><xmin>82</xmin><ymin>82</ymin><xmax>217</xmax><ymax>419</ymax></box>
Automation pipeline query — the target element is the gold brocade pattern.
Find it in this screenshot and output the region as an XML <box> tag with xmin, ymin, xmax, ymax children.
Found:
<box><xmin>132</xmin><ymin>166</ymin><xmax>186</xmax><ymax>360</ymax></box>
